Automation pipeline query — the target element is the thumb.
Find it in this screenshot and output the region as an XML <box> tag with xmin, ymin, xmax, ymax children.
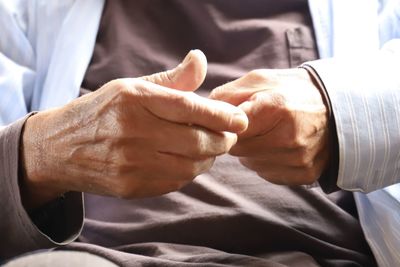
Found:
<box><xmin>140</xmin><ymin>50</ymin><xmax>207</xmax><ymax>92</ymax></box>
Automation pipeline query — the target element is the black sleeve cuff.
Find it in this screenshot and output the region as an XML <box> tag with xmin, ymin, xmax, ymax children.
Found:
<box><xmin>27</xmin><ymin>191</ymin><xmax>84</xmax><ymax>243</ymax></box>
<box><xmin>300</xmin><ymin>65</ymin><xmax>340</xmax><ymax>194</ymax></box>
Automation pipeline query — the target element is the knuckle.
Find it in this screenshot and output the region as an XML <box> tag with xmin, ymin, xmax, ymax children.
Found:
<box><xmin>107</xmin><ymin>149</ymin><xmax>136</xmax><ymax>177</ymax></box>
<box><xmin>113</xmin><ymin>79</ymin><xmax>142</xmax><ymax>98</ymax></box>
<box><xmin>247</xmin><ymin>69</ymin><xmax>269</xmax><ymax>82</ymax></box>
<box><xmin>117</xmin><ymin>88</ymin><xmax>132</xmax><ymax>101</ymax></box>
<box><xmin>254</xmin><ymin>91</ymin><xmax>288</xmax><ymax>116</ymax></box>
<box><xmin>189</xmin><ymin>130</ymin><xmax>206</xmax><ymax>156</ymax></box>
<box><xmin>169</xmin><ymin>92</ymin><xmax>190</xmax><ymax>109</ymax></box>
<box><xmin>190</xmin><ymin>130</ymin><xmax>230</xmax><ymax>158</ymax></box>
<box><xmin>182</xmin><ymin>158</ymin><xmax>214</xmax><ymax>179</ymax></box>
<box><xmin>108</xmin><ymin>161</ymin><xmax>127</xmax><ymax>178</ymax></box>
<box><xmin>107</xmin><ymin>81</ymin><xmax>140</xmax><ymax>111</ymax></box>
<box><xmin>112</xmin><ymin>178</ymin><xmax>136</xmax><ymax>199</ymax></box>
<box><xmin>281</xmin><ymin>121</ymin><xmax>306</xmax><ymax>149</ymax></box>
<box><xmin>200</xmin><ymin>157</ymin><xmax>216</xmax><ymax>172</ymax></box>
<box><xmin>109</xmin><ymin>78</ymin><xmax>129</xmax><ymax>91</ymax></box>
<box><xmin>127</xmin><ymin>79</ymin><xmax>149</xmax><ymax>98</ymax></box>
<box><xmin>220</xmin><ymin>133</ymin><xmax>237</xmax><ymax>154</ymax></box>
<box><xmin>270</xmin><ymin>92</ymin><xmax>288</xmax><ymax>110</ymax></box>
<box><xmin>113</xmin><ymin>111</ymin><xmax>128</xmax><ymax>130</ymax></box>
<box><xmin>291</xmin><ymin>148</ymin><xmax>313</xmax><ymax>167</ymax></box>
<box><xmin>115</xmin><ymin>124</ymin><xmax>135</xmax><ymax>143</ymax></box>
<box><xmin>284</xmin><ymin>136</ymin><xmax>305</xmax><ymax>149</ymax></box>
<box><xmin>180</xmin><ymin>161</ymin><xmax>199</xmax><ymax>180</ymax></box>
<box><xmin>299</xmin><ymin>157</ymin><xmax>314</xmax><ymax>169</ymax></box>
<box><xmin>301</xmin><ymin>166</ymin><xmax>319</xmax><ymax>185</ymax></box>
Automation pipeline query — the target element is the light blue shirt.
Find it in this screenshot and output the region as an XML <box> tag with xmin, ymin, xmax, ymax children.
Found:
<box><xmin>308</xmin><ymin>1</ymin><xmax>400</xmax><ymax>266</ymax></box>
<box><xmin>0</xmin><ymin>0</ymin><xmax>103</xmax><ymax>124</ymax></box>
<box><xmin>0</xmin><ymin>0</ymin><xmax>399</xmax><ymax>266</ymax></box>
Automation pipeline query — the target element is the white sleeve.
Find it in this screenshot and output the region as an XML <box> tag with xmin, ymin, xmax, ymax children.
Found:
<box><xmin>304</xmin><ymin>39</ymin><xmax>400</xmax><ymax>193</ymax></box>
<box><xmin>0</xmin><ymin>0</ymin><xmax>36</xmax><ymax>125</ymax></box>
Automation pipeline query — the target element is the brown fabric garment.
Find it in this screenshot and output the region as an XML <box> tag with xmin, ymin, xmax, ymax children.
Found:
<box><xmin>0</xmin><ymin>116</ymin><xmax>45</xmax><ymax>259</ymax></box>
<box><xmin>69</xmin><ymin>157</ymin><xmax>374</xmax><ymax>267</ymax></box>
<box><xmin>76</xmin><ymin>1</ymin><xmax>376</xmax><ymax>267</ymax></box>
<box><xmin>71</xmin><ymin>159</ymin><xmax>376</xmax><ymax>267</ymax></box>
<box><xmin>82</xmin><ymin>0</ymin><xmax>317</xmax><ymax>93</ymax></box>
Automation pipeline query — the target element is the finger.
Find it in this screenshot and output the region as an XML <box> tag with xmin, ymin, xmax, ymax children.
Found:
<box><xmin>229</xmin><ymin>126</ymin><xmax>306</xmax><ymax>156</ymax></box>
<box><xmin>126</xmin><ymin>117</ymin><xmax>238</xmax><ymax>158</ymax></box>
<box><xmin>236</xmin><ymin>91</ymin><xmax>287</xmax><ymax>139</ymax></box>
<box><xmin>156</xmin><ymin>122</ymin><xmax>238</xmax><ymax>158</ymax></box>
<box><xmin>209</xmin><ymin>69</ymin><xmax>276</xmax><ymax>106</ymax></box>
<box><xmin>230</xmin><ymin>134</ymin><xmax>284</xmax><ymax>157</ymax></box>
<box><xmin>114</xmin><ymin>153</ymin><xmax>215</xmax><ymax>198</ymax></box>
<box><xmin>233</xmin><ymin>144</ymin><xmax>319</xmax><ymax>169</ymax></box>
<box><xmin>141</xmin><ymin>50</ymin><xmax>207</xmax><ymax>92</ymax></box>
<box><xmin>230</xmin><ymin>126</ymin><xmax>328</xmax><ymax>165</ymax></box>
<box><xmin>137</xmin><ymin>81</ymin><xmax>249</xmax><ymax>133</ymax></box>
<box><xmin>156</xmin><ymin>153</ymin><xmax>216</xmax><ymax>181</ymax></box>
<box><xmin>239</xmin><ymin>155</ymin><xmax>327</xmax><ymax>185</ymax></box>
<box><xmin>138</xmin><ymin>152</ymin><xmax>215</xmax><ymax>182</ymax></box>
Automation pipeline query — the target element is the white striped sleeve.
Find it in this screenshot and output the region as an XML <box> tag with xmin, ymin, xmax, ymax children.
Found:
<box><xmin>304</xmin><ymin>39</ymin><xmax>400</xmax><ymax>193</ymax></box>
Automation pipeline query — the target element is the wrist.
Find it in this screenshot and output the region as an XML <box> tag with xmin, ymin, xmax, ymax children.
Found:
<box><xmin>20</xmin><ymin>111</ymin><xmax>66</xmax><ymax>210</ymax></box>
<box><xmin>299</xmin><ymin>64</ymin><xmax>332</xmax><ymax>119</ymax></box>
<box><xmin>298</xmin><ymin>66</ymin><xmax>339</xmax><ymax>188</ymax></box>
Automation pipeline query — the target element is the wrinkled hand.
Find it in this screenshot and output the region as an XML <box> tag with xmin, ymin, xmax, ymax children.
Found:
<box><xmin>21</xmin><ymin>50</ymin><xmax>248</xmax><ymax>209</ymax></box>
<box><xmin>210</xmin><ymin>68</ymin><xmax>330</xmax><ymax>185</ymax></box>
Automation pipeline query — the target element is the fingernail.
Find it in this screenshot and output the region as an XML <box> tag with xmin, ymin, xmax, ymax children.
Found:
<box><xmin>181</xmin><ymin>51</ymin><xmax>194</xmax><ymax>66</ymax></box>
<box><xmin>234</xmin><ymin>112</ymin><xmax>249</xmax><ymax>132</ymax></box>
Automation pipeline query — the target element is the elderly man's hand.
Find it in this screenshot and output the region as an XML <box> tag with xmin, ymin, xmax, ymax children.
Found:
<box><xmin>209</xmin><ymin>68</ymin><xmax>330</xmax><ymax>186</ymax></box>
<box><xmin>21</xmin><ymin>50</ymin><xmax>248</xmax><ymax>209</ymax></box>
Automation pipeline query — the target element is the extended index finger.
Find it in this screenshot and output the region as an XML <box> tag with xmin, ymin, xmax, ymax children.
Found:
<box><xmin>135</xmin><ymin>80</ymin><xmax>249</xmax><ymax>134</ymax></box>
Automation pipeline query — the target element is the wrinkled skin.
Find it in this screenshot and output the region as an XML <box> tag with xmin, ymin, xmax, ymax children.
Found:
<box><xmin>210</xmin><ymin>68</ymin><xmax>330</xmax><ymax>186</ymax></box>
<box><xmin>21</xmin><ymin>50</ymin><xmax>248</xmax><ymax>210</ymax></box>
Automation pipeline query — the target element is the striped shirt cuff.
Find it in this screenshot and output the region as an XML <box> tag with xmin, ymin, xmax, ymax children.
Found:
<box><xmin>304</xmin><ymin>50</ymin><xmax>400</xmax><ymax>193</ymax></box>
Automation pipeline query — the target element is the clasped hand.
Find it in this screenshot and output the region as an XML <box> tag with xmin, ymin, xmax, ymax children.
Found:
<box><xmin>21</xmin><ymin>50</ymin><xmax>247</xmax><ymax>208</ymax></box>
<box><xmin>21</xmin><ymin>50</ymin><xmax>330</xmax><ymax>210</ymax></box>
<box><xmin>210</xmin><ymin>68</ymin><xmax>330</xmax><ymax>185</ymax></box>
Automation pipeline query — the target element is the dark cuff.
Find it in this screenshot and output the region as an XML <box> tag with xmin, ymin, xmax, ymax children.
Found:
<box><xmin>318</xmin><ymin>119</ymin><xmax>340</xmax><ymax>194</ymax></box>
<box><xmin>27</xmin><ymin>191</ymin><xmax>84</xmax><ymax>244</ymax></box>
<box><xmin>300</xmin><ymin>65</ymin><xmax>340</xmax><ymax>194</ymax></box>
